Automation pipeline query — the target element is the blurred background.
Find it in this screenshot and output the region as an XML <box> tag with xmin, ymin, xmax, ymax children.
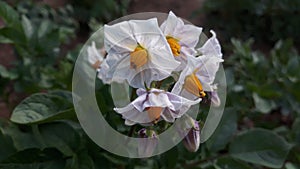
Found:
<box><xmin>0</xmin><ymin>0</ymin><xmax>299</xmax><ymax>169</ymax></box>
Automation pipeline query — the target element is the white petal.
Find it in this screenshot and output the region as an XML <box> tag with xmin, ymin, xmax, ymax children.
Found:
<box><xmin>147</xmin><ymin>47</ymin><xmax>180</xmax><ymax>77</ymax></box>
<box><xmin>104</xmin><ymin>21</ymin><xmax>137</xmax><ymax>53</ymax></box>
<box><xmin>87</xmin><ymin>41</ymin><xmax>103</xmax><ymax>65</ymax></box>
<box><xmin>181</xmin><ymin>46</ymin><xmax>197</xmax><ymax>57</ymax></box>
<box><xmin>161</xmin><ymin>108</ymin><xmax>176</xmax><ymax>122</ymax></box>
<box><xmin>194</xmin><ymin>56</ymin><xmax>223</xmax><ymax>91</ymax></box>
<box><xmin>143</xmin><ymin>91</ymin><xmax>174</xmax><ymax>110</ymax></box>
<box><xmin>125</xmin><ymin>119</ymin><xmax>136</xmax><ymax>126</ymax></box>
<box><xmin>159</xmin><ymin>91</ymin><xmax>201</xmax><ymax>123</ymax></box>
<box><xmin>114</xmin><ymin>94</ymin><xmax>153</xmax><ymax>125</ymax></box>
<box><xmin>160</xmin><ymin>11</ymin><xmax>184</xmax><ymax>36</ymax></box>
<box><xmin>197</xmin><ymin>30</ymin><xmax>222</xmax><ymax>58</ymax></box>
<box><xmin>180</xmin><ymin>89</ymin><xmax>199</xmax><ymax>101</ymax></box>
<box><xmin>114</xmin><ymin>88</ymin><xmax>200</xmax><ymax>125</ymax></box>
<box><xmin>111</xmin><ymin>48</ymin><xmax>180</xmax><ymax>88</ymax></box>
<box><xmin>173</xmin><ymin>55</ymin><xmax>187</xmax><ymax>72</ymax></box>
<box><xmin>176</xmin><ymin>24</ymin><xmax>202</xmax><ymax>48</ymax></box>
<box><xmin>129</xmin><ymin>18</ymin><xmax>165</xmax><ymax>49</ymax></box>
<box><xmin>112</xmin><ymin>56</ymin><xmax>156</xmax><ymax>88</ymax></box>
<box><xmin>171</xmin><ymin>55</ymin><xmax>223</xmax><ymax>96</ymax></box>
<box><xmin>160</xmin><ymin>11</ymin><xmax>202</xmax><ymax>48</ymax></box>
<box><xmin>136</xmin><ymin>88</ymin><xmax>147</xmax><ymax>96</ymax></box>
<box><xmin>97</xmin><ymin>53</ymin><xmax>128</xmax><ymax>84</ymax></box>
<box><xmin>174</xmin><ymin>48</ymin><xmax>196</xmax><ymax>71</ymax></box>
<box><xmin>167</xmin><ymin>92</ymin><xmax>201</xmax><ymax>117</ymax></box>
<box><xmin>171</xmin><ymin>58</ymin><xmax>194</xmax><ymax>95</ymax></box>
<box><xmin>104</xmin><ymin>18</ymin><xmax>179</xmax><ymax>88</ymax></box>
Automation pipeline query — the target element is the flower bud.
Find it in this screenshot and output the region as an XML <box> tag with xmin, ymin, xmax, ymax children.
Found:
<box><xmin>182</xmin><ymin>118</ymin><xmax>200</xmax><ymax>152</ymax></box>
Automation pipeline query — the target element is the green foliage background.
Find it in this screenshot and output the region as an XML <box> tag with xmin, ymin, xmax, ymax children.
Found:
<box><xmin>0</xmin><ymin>0</ymin><xmax>300</xmax><ymax>168</ymax></box>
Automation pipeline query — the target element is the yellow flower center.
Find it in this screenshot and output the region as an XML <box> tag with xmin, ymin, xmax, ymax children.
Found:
<box><xmin>184</xmin><ymin>73</ymin><xmax>206</xmax><ymax>98</ymax></box>
<box><xmin>166</xmin><ymin>36</ymin><xmax>181</xmax><ymax>56</ymax></box>
<box><xmin>130</xmin><ymin>45</ymin><xmax>148</xmax><ymax>69</ymax></box>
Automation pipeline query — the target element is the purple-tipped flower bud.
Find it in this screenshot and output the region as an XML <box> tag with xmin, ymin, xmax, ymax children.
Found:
<box><xmin>138</xmin><ymin>128</ymin><xmax>158</xmax><ymax>157</ymax></box>
<box><xmin>182</xmin><ymin>118</ymin><xmax>200</xmax><ymax>152</ymax></box>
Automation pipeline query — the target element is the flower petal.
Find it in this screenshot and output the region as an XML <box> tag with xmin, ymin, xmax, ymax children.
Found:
<box><xmin>143</xmin><ymin>91</ymin><xmax>174</xmax><ymax>110</ymax></box>
<box><xmin>176</xmin><ymin>24</ymin><xmax>202</xmax><ymax>48</ymax></box>
<box><xmin>171</xmin><ymin>58</ymin><xmax>194</xmax><ymax>95</ymax></box>
<box><xmin>164</xmin><ymin>92</ymin><xmax>201</xmax><ymax>120</ymax></box>
<box><xmin>171</xmin><ymin>53</ymin><xmax>223</xmax><ymax>101</ymax></box>
<box><xmin>114</xmin><ymin>93</ymin><xmax>154</xmax><ymax>125</ymax></box>
<box><xmin>130</xmin><ymin>18</ymin><xmax>166</xmax><ymax>49</ymax></box>
<box><xmin>197</xmin><ymin>30</ymin><xmax>222</xmax><ymax>58</ymax></box>
<box><xmin>104</xmin><ymin>21</ymin><xmax>137</xmax><ymax>53</ymax></box>
<box><xmin>97</xmin><ymin>53</ymin><xmax>128</xmax><ymax>84</ymax></box>
<box><xmin>87</xmin><ymin>41</ymin><xmax>104</xmax><ymax>68</ymax></box>
<box><xmin>160</xmin><ymin>11</ymin><xmax>184</xmax><ymax>37</ymax></box>
<box><xmin>194</xmin><ymin>56</ymin><xmax>223</xmax><ymax>91</ymax></box>
<box><xmin>114</xmin><ymin>88</ymin><xmax>200</xmax><ymax>125</ymax></box>
<box><xmin>104</xmin><ymin>18</ymin><xmax>179</xmax><ymax>88</ymax></box>
<box><xmin>160</xmin><ymin>11</ymin><xmax>202</xmax><ymax>48</ymax></box>
<box><xmin>183</xmin><ymin>119</ymin><xmax>200</xmax><ymax>152</ymax></box>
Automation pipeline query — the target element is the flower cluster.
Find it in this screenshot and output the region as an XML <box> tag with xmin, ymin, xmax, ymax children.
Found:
<box><xmin>87</xmin><ymin>11</ymin><xmax>223</xmax><ymax>156</ymax></box>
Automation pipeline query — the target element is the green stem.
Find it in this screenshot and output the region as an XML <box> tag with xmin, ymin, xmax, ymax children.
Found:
<box><xmin>128</xmin><ymin>125</ymin><xmax>136</xmax><ymax>137</ymax></box>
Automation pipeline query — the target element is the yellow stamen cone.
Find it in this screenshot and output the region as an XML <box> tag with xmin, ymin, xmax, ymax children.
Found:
<box><xmin>146</xmin><ymin>107</ymin><xmax>162</xmax><ymax>124</ymax></box>
<box><xmin>184</xmin><ymin>73</ymin><xmax>206</xmax><ymax>98</ymax></box>
<box><xmin>166</xmin><ymin>37</ymin><xmax>181</xmax><ymax>56</ymax></box>
<box><xmin>130</xmin><ymin>46</ymin><xmax>148</xmax><ymax>69</ymax></box>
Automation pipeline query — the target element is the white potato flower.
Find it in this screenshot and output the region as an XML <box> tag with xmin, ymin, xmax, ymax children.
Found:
<box><xmin>100</xmin><ymin>18</ymin><xmax>180</xmax><ymax>88</ymax></box>
<box><xmin>171</xmin><ymin>54</ymin><xmax>223</xmax><ymax>104</ymax></box>
<box><xmin>114</xmin><ymin>88</ymin><xmax>200</xmax><ymax>126</ymax></box>
<box><xmin>160</xmin><ymin>11</ymin><xmax>203</xmax><ymax>71</ymax></box>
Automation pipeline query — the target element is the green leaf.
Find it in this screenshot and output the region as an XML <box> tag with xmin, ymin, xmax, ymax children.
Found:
<box><xmin>292</xmin><ymin>118</ymin><xmax>300</xmax><ymax>145</ymax></box>
<box><xmin>206</xmin><ymin>108</ymin><xmax>237</xmax><ymax>152</ymax></box>
<box><xmin>66</xmin><ymin>151</ymin><xmax>95</xmax><ymax>169</ymax></box>
<box><xmin>10</xmin><ymin>91</ymin><xmax>75</xmax><ymax>124</ymax></box>
<box><xmin>0</xmin><ymin>35</ymin><xmax>13</xmax><ymax>43</ymax></box>
<box><xmin>216</xmin><ymin>157</ymin><xmax>252</xmax><ymax>169</ymax></box>
<box><xmin>1</xmin><ymin>148</ymin><xmax>62</xmax><ymax>163</ymax></box>
<box><xmin>0</xmin><ymin>1</ymin><xmax>21</xmax><ymax>30</ymax></box>
<box><xmin>0</xmin><ymin>148</ymin><xmax>65</xmax><ymax>169</ymax></box>
<box><xmin>285</xmin><ymin>162</ymin><xmax>300</xmax><ymax>169</ymax></box>
<box><xmin>21</xmin><ymin>15</ymin><xmax>34</xmax><ymax>40</ymax></box>
<box><xmin>0</xmin><ymin>130</ymin><xmax>17</xmax><ymax>162</ymax></box>
<box><xmin>101</xmin><ymin>153</ymin><xmax>128</xmax><ymax>165</ymax></box>
<box><xmin>229</xmin><ymin>128</ymin><xmax>292</xmax><ymax>168</ymax></box>
<box><xmin>39</xmin><ymin>122</ymin><xmax>81</xmax><ymax>156</ymax></box>
<box><xmin>0</xmin><ymin>27</ymin><xmax>26</xmax><ymax>45</ymax></box>
<box><xmin>252</xmin><ymin>93</ymin><xmax>276</xmax><ymax>114</ymax></box>
<box><xmin>0</xmin><ymin>120</ymin><xmax>41</xmax><ymax>150</ymax></box>
<box><xmin>38</xmin><ymin>20</ymin><xmax>52</xmax><ymax>38</ymax></box>
<box><xmin>0</xmin><ymin>65</ymin><xmax>18</xmax><ymax>80</ymax></box>
<box><xmin>161</xmin><ymin>147</ymin><xmax>178</xmax><ymax>169</ymax></box>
